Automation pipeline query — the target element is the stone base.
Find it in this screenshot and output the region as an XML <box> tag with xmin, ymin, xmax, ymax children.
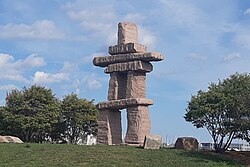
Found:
<box><xmin>125</xmin><ymin>106</ymin><xmax>151</xmax><ymax>145</ymax></box>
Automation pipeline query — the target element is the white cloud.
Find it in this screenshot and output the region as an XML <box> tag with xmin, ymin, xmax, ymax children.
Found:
<box><xmin>86</xmin><ymin>79</ymin><xmax>102</xmax><ymax>90</ymax></box>
<box><xmin>159</xmin><ymin>0</ymin><xmax>235</xmax><ymax>49</ymax></box>
<box><xmin>21</xmin><ymin>54</ymin><xmax>46</xmax><ymax>67</ymax></box>
<box><xmin>160</xmin><ymin>0</ymin><xmax>201</xmax><ymax>27</ymax></box>
<box><xmin>63</xmin><ymin>2</ymin><xmax>116</xmax><ymax>32</ymax></box>
<box><xmin>14</xmin><ymin>54</ymin><xmax>46</xmax><ymax>69</ymax></box>
<box><xmin>0</xmin><ymin>74</ymin><xmax>29</xmax><ymax>83</ymax></box>
<box><xmin>61</xmin><ymin>62</ymin><xmax>78</xmax><ymax>72</ymax></box>
<box><xmin>80</xmin><ymin>22</ymin><xmax>113</xmax><ymax>32</ymax></box>
<box><xmin>187</xmin><ymin>53</ymin><xmax>207</xmax><ymax>61</ymax></box>
<box><xmin>33</xmin><ymin>71</ymin><xmax>69</xmax><ymax>84</ymax></box>
<box><xmin>83</xmin><ymin>52</ymin><xmax>106</xmax><ymax>64</ymax></box>
<box><xmin>221</xmin><ymin>53</ymin><xmax>241</xmax><ymax>63</ymax></box>
<box><xmin>66</xmin><ymin>6</ymin><xmax>115</xmax><ymax>23</ymax></box>
<box><xmin>0</xmin><ymin>20</ymin><xmax>65</xmax><ymax>40</ymax></box>
<box><xmin>234</xmin><ymin>30</ymin><xmax>250</xmax><ymax>49</ymax></box>
<box><xmin>62</xmin><ymin>1</ymin><xmax>117</xmax><ymax>44</ymax></box>
<box><xmin>0</xmin><ymin>53</ymin><xmax>46</xmax><ymax>83</ymax></box>
<box><xmin>244</xmin><ymin>8</ymin><xmax>250</xmax><ymax>15</ymax></box>
<box><xmin>138</xmin><ymin>26</ymin><xmax>157</xmax><ymax>50</ymax></box>
<box><xmin>0</xmin><ymin>53</ymin><xmax>46</xmax><ymax>70</ymax></box>
<box><xmin>75</xmin><ymin>88</ymin><xmax>80</xmax><ymax>95</ymax></box>
<box><xmin>71</xmin><ymin>74</ymin><xmax>102</xmax><ymax>91</ymax></box>
<box><xmin>122</xmin><ymin>13</ymin><xmax>146</xmax><ymax>23</ymax></box>
<box><xmin>0</xmin><ymin>84</ymin><xmax>19</xmax><ymax>91</ymax></box>
<box><xmin>0</xmin><ymin>53</ymin><xmax>14</xmax><ymax>65</ymax></box>
<box><xmin>71</xmin><ymin>35</ymin><xmax>86</xmax><ymax>41</ymax></box>
<box><xmin>62</xmin><ymin>1</ymin><xmax>158</xmax><ymax>48</ymax></box>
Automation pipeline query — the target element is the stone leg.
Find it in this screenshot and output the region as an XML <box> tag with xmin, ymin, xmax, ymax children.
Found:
<box><xmin>97</xmin><ymin>109</ymin><xmax>122</xmax><ymax>145</ymax></box>
<box><xmin>125</xmin><ymin>106</ymin><xmax>151</xmax><ymax>145</ymax></box>
<box><xmin>97</xmin><ymin>110</ymin><xmax>111</xmax><ymax>144</ymax></box>
<box><xmin>126</xmin><ymin>71</ymin><xmax>146</xmax><ymax>99</ymax></box>
<box><xmin>109</xmin><ymin>110</ymin><xmax>122</xmax><ymax>144</ymax></box>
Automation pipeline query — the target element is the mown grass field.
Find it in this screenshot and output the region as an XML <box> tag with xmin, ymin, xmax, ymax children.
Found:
<box><xmin>0</xmin><ymin>143</ymin><xmax>247</xmax><ymax>167</ymax></box>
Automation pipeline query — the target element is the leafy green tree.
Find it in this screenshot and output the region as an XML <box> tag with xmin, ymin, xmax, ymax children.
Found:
<box><xmin>61</xmin><ymin>93</ymin><xmax>98</xmax><ymax>144</ymax></box>
<box><xmin>0</xmin><ymin>106</ymin><xmax>8</xmax><ymax>135</ymax></box>
<box><xmin>4</xmin><ymin>85</ymin><xmax>61</xmax><ymax>143</ymax></box>
<box><xmin>185</xmin><ymin>73</ymin><xmax>250</xmax><ymax>153</ymax></box>
<box><xmin>221</xmin><ymin>74</ymin><xmax>250</xmax><ymax>143</ymax></box>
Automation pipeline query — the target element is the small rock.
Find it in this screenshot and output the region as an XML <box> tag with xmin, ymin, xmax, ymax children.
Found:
<box><xmin>143</xmin><ymin>134</ymin><xmax>162</xmax><ymax>149</ymax></box>
<box><xmin>175</xmin><ymin>137</ymin><xmax>198</xmax><ymax>151</ymax></box>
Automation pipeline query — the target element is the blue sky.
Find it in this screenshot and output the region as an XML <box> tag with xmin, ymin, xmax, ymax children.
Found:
<box><xmin>1</xmin><ymin>0</ymin><xmax>250</xmax><ymax>143</ymax></box>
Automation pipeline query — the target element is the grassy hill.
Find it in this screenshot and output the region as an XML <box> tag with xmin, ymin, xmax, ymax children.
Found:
<box><xmin>0</xmin><ymin>143</ymin><xmax>247</xmax><ymax>167</ymax></box>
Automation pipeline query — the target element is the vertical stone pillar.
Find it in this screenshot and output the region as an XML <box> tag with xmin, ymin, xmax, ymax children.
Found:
<box><xmin>108</xmin><ymin>110</ymin><xmax>122</xmax><ymax>144</ymax></box>
<box><xmin>124</xmin><ymin>63</ymin><xmax>149</xmax><ymax>145</ymax></box>
<box><xmin>126</xmin><ymin>71</ymin><xmax>146</xmax><ymax>99</ymax></box>
<box><xmin>97</xmin><ymin>110</ymin><xmax>112</xmax><ymax>145</ymax></box>
<box><xmin>108</xmin><ymin>72</ymin><xmax>128</xmax><ymax>100</ymax></box>
<box><xmin>125</xmin><ymin>106</ymin><xmax>151</xmax><ymax>145</ymax></box>
<box><xmin>118</xmin><ymin>22</ymin><xmax>138</xmax><ymax>45</ymax></box>
<box><xmin>117</xmin><ymin>72</ymin><xmax>127</xmax><ymax>99</ymax></box>
<box><xmin>97</xmin><ymin>109</ymin><xmax>122</xmax><ymax>145</ymax></box>
<box><xmin>108</xmin><ymin>73</ymin><xmax>118</xmax><ymax>100</ymax></box>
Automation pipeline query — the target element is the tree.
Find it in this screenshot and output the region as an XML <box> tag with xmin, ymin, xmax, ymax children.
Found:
<box><xmin>222</xmin><ymin>74</ymin><xmax>250</xmax><ymax>143</ymax></box>
<box><xmin>4</xmin><ymin>85</ymin><xmax>61</xmax><ymax>143</ymax></box>
<box><xmin>185</xmin><ymin>73</ymin><xmax>250</xmax><ymax>153</ymax></box>
<box><xmin>0</xmin><ymin>105</ymin><xmax>22</xmax><ymax>136</ymax></box>
<box><xmin>0</xmin><ymin>106</ymin><xmax>8</xmax><ymax>135</ymax></box>
<box><xmin>61</xmin><ymin>93</ymin><xmax>98</xmax><ymax>144</ymax></box>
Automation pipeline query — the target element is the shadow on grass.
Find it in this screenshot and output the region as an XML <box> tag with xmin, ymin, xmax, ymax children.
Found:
<box><xmin>179</xmin><ymin>150</ymin><xmax>247</xmax><ymax>166</ymax></box>
<box><xmin>135</xmin><ymin>146</ymin><xmax>144</xmax><ymax>149</ymax></box>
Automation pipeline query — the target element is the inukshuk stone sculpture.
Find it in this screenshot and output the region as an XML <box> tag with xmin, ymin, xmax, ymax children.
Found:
<box><xmin>93</xmin><ymin>22</ymin><xmax>164</xmax><ymax>145</ymax></box>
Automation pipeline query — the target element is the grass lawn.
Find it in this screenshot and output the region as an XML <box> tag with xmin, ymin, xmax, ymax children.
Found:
<box><xmin>0</xmin><ymin>143</ymin><xmax>247</xmax><ymax>167</ymax></box>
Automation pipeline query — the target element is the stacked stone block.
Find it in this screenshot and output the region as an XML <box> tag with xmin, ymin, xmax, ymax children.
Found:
<box><xmin>93</xmin><ymin>22</ymin><xmax>164</xmax><ymax>145</ymax></box>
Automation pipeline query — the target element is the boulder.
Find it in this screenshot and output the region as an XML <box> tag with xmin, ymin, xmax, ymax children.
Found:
<box><xmin>0</xmin><ymin>135</ymin><xmax>9</xmax><ymax>143</ymax></box>
<box><xmin>175</xmin><ymin>137</ymin><xmax>198</xmax><ymax>151</ymax></box>
<box><xmin>6</xmin><ymin>136</ymin><xmax>24</xmax><ymax>143</ymax></box>
<box><xmin>0</xmin><ymin>135</ymin><xmax>23</xmax><ymax>144</ymax></box>
<box><xmin>143</xmin><ymin>134</ymin><xmax>162</xmax><ymax>149</ymax></box>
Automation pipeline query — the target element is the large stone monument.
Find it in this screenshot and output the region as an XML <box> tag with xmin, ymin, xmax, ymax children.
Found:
<box><xmin>93</xmin><ymin>22</ymin><xmax>164</xmax><ymax>145</ymax></box>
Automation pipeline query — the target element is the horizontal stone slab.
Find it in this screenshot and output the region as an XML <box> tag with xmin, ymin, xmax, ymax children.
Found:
<box><xmin>93</xmin><ymin>52</ymin><xmax>164</xmax><ymax>67</ymax></box>
<box><xmin>109</xmin><ymin>43</ymin><xmax>147</xmax><ymax>55</ymax></box>
<box><xmin>104</xmin><ymin>60</ymin><xmax>153</xmax><ymax>73</ymax></box>
<box><xmin>96</xmin><ymin>98</ymin><xmax>153</xmax><ymax>110</ymax></box>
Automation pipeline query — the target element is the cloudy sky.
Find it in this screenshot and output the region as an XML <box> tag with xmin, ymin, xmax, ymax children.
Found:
<box><xmin>1</xmin><ymin>0</ymin><xmax>250</xmax><ymax>143</ymax></box>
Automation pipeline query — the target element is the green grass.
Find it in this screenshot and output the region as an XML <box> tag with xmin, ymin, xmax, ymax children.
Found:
<box><xmin>0</xmin><ymin>143</ymin><xmax>246</xmax><ymax>167</ymax></box>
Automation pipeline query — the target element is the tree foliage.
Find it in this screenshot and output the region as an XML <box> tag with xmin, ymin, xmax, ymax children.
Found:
<box><xmin>3</xmin><ymin>85</ymin><xmax>61</xmax><ymax>143</ymax></box>
<box><xmin>185</xmin><ymin>73</ymin><xmax>250</xmax><ymax>153</ymax></box>
<box><xmin>0</xmin><ymin>86</ymin><xmax>99</xmax><ymax>144</ymax></box>
<box><xmin>61</xmin><ymin>93</ymin><xmax>98</xmax><ymax>144</ymax></box>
